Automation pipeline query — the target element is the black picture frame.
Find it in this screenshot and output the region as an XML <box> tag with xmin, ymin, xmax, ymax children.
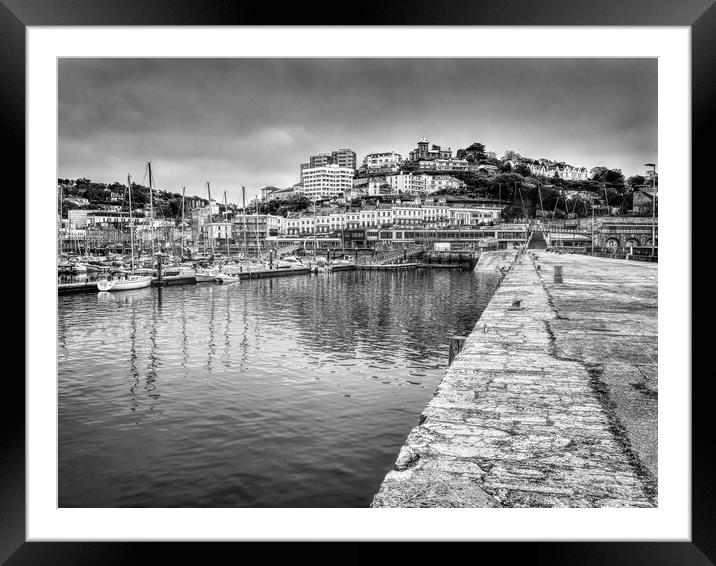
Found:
<box><xmin>5</xmin><ymin>1</ymin><xmax>709</xmax><ymax>563</ymax></box>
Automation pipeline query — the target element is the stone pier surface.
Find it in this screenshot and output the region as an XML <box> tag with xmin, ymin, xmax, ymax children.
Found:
<box><xmin>371</xmin><ymin>252</ymin><xmax>657</xmax><ymax>508</ymax></box>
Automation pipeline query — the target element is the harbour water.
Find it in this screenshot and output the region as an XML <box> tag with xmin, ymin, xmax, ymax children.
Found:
<box><xmin>58</xmin><ymin>269</ymin><xmax>500</xmax><ymax>507</ymax></box>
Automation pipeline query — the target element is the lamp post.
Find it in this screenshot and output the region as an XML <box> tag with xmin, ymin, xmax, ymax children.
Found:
<box><xmin>645</xmin><ymin>163</ymin><xmax>657</xmax><ymax>257</ymax></box>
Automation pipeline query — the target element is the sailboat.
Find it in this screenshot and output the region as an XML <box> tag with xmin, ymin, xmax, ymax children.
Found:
<box><xmin>97</xmin><ymin>173</ymin><xmax>153</xmax><ymax>292</ymax></box>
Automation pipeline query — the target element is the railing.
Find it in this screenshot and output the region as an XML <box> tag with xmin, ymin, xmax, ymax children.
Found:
<box><xmin>357</xmin><ymin>243</ymin><xmax>427</xmax><ymax>265</ymax></box>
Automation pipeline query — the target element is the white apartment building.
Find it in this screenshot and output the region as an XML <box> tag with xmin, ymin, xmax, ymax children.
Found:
<box><xmin>208</xmin><ymin>222</ymin><xmax>233</xmax><ymax>240</ymax></box>
<box><xmin>426</xmin><ymin>176</ymin><xmax>466</xmax><ymax>194</ymax></box>
<box><xmin>282</xmin><ymin>200</ymin><xmax>502</xmax><ymax>235</ymax></box>
<box><xmin>300</xmin><ymin>164</ymin><xmax>354</xmax><ymax>199</ymax></box>
<box><xmin>417</xmin><ymin>158</ymin><xmax>469</xmax><ymax>172</ymax></box>
<box><xmin>386</xmin><ymin>172</ymin><xmax>431</xmax><ymax>194</ymax></box>
<box><xmin>68</xmin><ymin>209</ymin><xmax>89</xmax><ymax>229</ymax></box>
<box><xmin>386</xmin><ymin>173</ymin><xmax>465</xmax><ymax>195</ymax></box>
<box><xmin>361</xmin><ymin>152</ymin><xmax>403</xmax><ymax>171</ymax></box>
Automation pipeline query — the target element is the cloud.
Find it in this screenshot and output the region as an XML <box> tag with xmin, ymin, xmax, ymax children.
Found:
<box><xmin>58</xmin><ymin>58</ymin><xmax>657</xmax><ymax>202</ymax></box>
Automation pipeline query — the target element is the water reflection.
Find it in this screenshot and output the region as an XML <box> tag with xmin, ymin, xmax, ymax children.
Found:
<box><xmin>58</xmin><ymin>269</ymin><xmax>499</xmax><ymax>507</ymax></box>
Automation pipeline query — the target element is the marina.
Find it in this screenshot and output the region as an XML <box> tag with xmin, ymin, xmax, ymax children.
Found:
<box><xmin>58</xmin><ymin>268</ymin><xmax>501</xmax><ymax>507</ymax></box>
<box><xmin>50</xmin><ymin>56</ymin><xmax>665</xmax><ymax>516</ymax></box>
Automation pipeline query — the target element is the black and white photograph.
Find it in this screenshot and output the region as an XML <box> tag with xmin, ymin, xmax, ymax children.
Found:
<box><xmin>55</xmin><ymin>56</ymin><xmax>660</xmax><ymax>510</ymax></box>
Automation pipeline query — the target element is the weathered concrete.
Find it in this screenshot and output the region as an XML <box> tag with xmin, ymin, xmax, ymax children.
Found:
<box><xmin>474</xmin><ymin>250</ymin><xmax>518</xmax><ymax>274</ymax></box>
<box><xmin>371</xmin><ymin>251</ymin><xmax>657</xmax><ymax>508</ymax></box>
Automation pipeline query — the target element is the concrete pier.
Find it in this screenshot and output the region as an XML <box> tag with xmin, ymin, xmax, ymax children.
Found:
<box><xmin>371</xmin><ymin>251</ymin><xmax>657</xmax><ymax>508</ymax></box>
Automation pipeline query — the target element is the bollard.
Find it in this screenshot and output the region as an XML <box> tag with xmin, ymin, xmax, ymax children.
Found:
<box><xmin>507</xmin><ymin>298</ymin><xmax>525</xmax><ymax>311</ymax></box>
<box><xmin>448</xmin><ymin>336</ymin><xmax>467</xmax><ymax>366</ymax></box>
<box><xmin>554</xmin><ymin>265</ymin><xmax>563</xmax><ymax>283</ymax></box>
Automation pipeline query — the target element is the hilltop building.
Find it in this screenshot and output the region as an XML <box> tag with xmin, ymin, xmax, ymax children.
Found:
<box><xmin>360</xmin><ymin>151</ymin><xmax>403</xmax><ymax>173</ymax></box>
<box><xmin>408</xmin><ymin>138</ymin><xmax>453</xmax><ymax>162</ymax></box>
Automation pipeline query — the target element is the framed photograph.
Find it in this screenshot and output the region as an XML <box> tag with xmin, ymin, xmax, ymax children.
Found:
<box><xmin>7</xmin><ymin>0</ymin><xmax>708</xmax><ymax>563</ymax></box>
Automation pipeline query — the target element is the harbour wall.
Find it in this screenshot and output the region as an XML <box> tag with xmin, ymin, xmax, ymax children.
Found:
<box><xmin>371</xmin><ymin>250</ymin><xmax>657</xmax><ymax>507</ymax></box>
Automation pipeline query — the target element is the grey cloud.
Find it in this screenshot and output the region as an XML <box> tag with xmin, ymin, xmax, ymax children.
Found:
<box><xmin>59</xmin><ymin>58</ymin><xmax>657</xmax><ymax>202</ymax></box>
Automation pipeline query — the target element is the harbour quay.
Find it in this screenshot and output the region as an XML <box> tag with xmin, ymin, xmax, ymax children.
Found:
<box><xmin>372</xmin><ymin>250</ymin><xmax>657</xmax><ymax>507</ymax></box>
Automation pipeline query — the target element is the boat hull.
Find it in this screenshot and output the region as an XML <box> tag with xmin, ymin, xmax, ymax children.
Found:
<box><xmin>97</xmin><ymin>276</ymin><xmax>153</xmax><ymax>292</ymax></box>
<box><xmin>215</xmin><ymin>273</ymin><xmax>241</xmax><ymax>284</ymax></box>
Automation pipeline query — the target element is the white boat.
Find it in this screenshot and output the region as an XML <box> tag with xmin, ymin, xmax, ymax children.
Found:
<box><xmin>330</xmin><ymin>258</ymin><xmax>354</xmax><ymax>267</ymax></box>
<box><xmin>214</xmin><ymin>272</ymin><xmax>242</xmax><ymax>284</ymax></box>
<box><xmin>195</xmin><ymin>267</ymin><xmax>221</xmax><ymax>282</ymax></box>
<box><xmin>95</xmin><ymin>172</ymin><xmax>151</xmax><ymax>292</ymax></box>
<box><xmin>97</xmin><ymin>274</ymin><xmax>153</xmax><ymax>292</ymax></box>
<box><xmin>275</xmin><ymin>256</ymin><xmax>304</xmax><ymax>269</ymax></box>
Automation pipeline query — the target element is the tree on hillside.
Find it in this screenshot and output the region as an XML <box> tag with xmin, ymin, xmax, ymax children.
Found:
<box><xmin>456</xmin><ymin>142</ymin><xmax>488</xmax><ymax>163</ymax></box>
<box><xmin>502</xmin><ymin>149</ymin><xmax>522</xmax><ymax>162</ymax></box>
<box><xmin>644</xmin><ymin>169</ymin><xmax>658</xmax><ymax>188</ymax></box>
<box><xmin>514</xmin><ymin>163</ymin><xmax>532</xmax><ymax>177</ymax></box>
<box><xmin>627</xmin><ymin>175</ymin><xmax>646</xmax><ymax>190</ymax></box>
<box><xmin>590</xmin><ymin>167</ymin><xmax>626</xmax><ymax>191</ymax></box>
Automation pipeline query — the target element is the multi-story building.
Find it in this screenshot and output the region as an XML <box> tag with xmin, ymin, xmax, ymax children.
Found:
<box><xmin>67</xmin><ymin>209</ymin><xmax>89</xmax><ymax>229</ymax></box>
<box><xmin>278</xmin><ymin>199</ymin><xmax>503</xmax><ymax>238</ymax></box>
<box><xmin>526</xmin><ymin>160</ymin><xmax>589</xmax><ymax>180</ymax></box>
<box><xmin>208</xmin><ymin>222</ymin><xmax>233</xmax><ymax>241</ymax></box>
<box><xmin>232</xmin><ymin>214</ymin><xmax>285</xmax><ymax>248</ymax></box>
<box><xmin>386</xmin><ymin>172</ymin><xmax>431</xmax><ymax>194</ymax></box>
<box><xmin>426</xmin><ymin>176</ymin><xmax>466</xmax><ymax>194</ymax></box>
<box><xmin>417</xmin><ymin>158</ymin><xmax>469</xmax><ymax>172</ymax></box>
<box><xmin>300</xmin><ymin>148</ymin><xmax>357</xmax><ymax>179</ymax></box>
<box><xmin>352</xmin><ymin>176</ymin><xmax>390</xmax><ymax>197</ymax></box>
<box><xmin>299</xmin><ymin>164</ymin><xmax>354</xmax><ymax>200</ymax></box>
<box><xmin>360</xmin><ymin>151</ymin><xmax>402</xmax><ymax>172</ymax></box>
<box><xmin>408</xmin><ymin>138</ymin><xmax>453</xmax><ymax>162</ymax></box>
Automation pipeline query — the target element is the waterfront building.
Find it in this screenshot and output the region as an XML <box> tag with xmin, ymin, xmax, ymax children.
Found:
<box><xmin>208</xmin><ymin>222</ymin><xmax>233</xmax><ymax>241</ymax></box>
<box><xmin>233</xmin><ymin>213</ymin><xmax>284</xmax><ymax>241</ymax></box>
<box><xmin>407</xmin><ymin>138</ymin><xmax>453</xmax><ymax>162</ymax></box>
<box><xmin>67</xmin><ymin>209</ymin><xmax>89</xmax><ymax>229</ymax></box>
<box><xmin>277</xmin><ymin>199</ymin><xmax>503</xmax><ymax>239</ymax></box>
<box><xmin>285</xmin><ymin>212</ymin><xmax>317</xmax><ymax>237</ymax></box>
<box><xmin>299</xmin><ymin>164</ymin><xmax>354</xmax><ymax>200</ymax></box>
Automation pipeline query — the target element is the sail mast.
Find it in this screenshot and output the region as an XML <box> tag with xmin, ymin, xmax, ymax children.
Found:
<box><xmin>58</xmin><ymin>184</ymin><xmax>63</xmax><ymax>259</ymax></box>
<box><xmin>206</xmin><ymin>181</ymin><xmax>215</xmax><ymax>258</ymax></box>
<box><xmin>224</xmin><ymin>190</ymin><xmax>230</xmax><ymax>261</ymax></box>
<box><xmin>255</xmin><ymin>194</ymin><xmax>261</xmax><ymax>259</ymax></box>
<box><xmin>241</xmin><ymin>186</ymin><xmax>247</xmax><ymax>256</ymax></box>
<box><xmin>181</xmin><ymin>187</ymin><xmax>186</xmax><ymax>259</ymax></box>
<box><xmin>128</xmin><ymin>173</ymin><xmax>135</xmax><ymax>274</ymax></box>
<box><xmin>147</xmin><ymin>161</ymin><xmax>155</xmax><ymax>258</ymax></box>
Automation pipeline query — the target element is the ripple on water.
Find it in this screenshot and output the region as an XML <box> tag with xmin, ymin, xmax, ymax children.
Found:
<box><xmin>58</xmin><ymin>269</ymin><xmax>499</xmax><ymax>507</ymax></box>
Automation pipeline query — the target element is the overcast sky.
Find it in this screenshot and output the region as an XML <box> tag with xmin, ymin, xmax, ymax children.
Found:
<box><xmin>58</xmin><ymin>58</ymin><xmax>657</xmax><ymax>204</ymax></box>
